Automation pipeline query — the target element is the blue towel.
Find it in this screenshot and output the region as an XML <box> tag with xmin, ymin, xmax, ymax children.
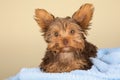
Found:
<box><xmin>7</xmin><ymin>48</ymin><xmax>120</xmax><ymax>80</ymax></box>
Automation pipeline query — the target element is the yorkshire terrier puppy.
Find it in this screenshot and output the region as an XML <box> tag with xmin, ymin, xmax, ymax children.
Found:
<box><xmin>34</xmin><ymin>3</ymin><xmax>97</xmax><ymax>73</ymax></box>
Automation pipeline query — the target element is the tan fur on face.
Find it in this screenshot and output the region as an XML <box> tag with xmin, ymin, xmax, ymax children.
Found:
<box><xmin>45</xmin><ymin>18</ymin><xmax>85</xmax><ymax>53</ymax></box>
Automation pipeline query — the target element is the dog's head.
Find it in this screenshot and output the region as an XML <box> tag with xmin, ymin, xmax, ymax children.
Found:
<box><xmin>35</xmin><ymin>3</ymin><xmax>94</xmax><ymax>53</ymax></box>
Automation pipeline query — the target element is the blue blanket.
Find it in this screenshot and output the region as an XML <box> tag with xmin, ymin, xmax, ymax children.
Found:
<box><xmin>7</xmin><ymin>48</ymin><xmax>120</xmax><ymax>80</ymax></box>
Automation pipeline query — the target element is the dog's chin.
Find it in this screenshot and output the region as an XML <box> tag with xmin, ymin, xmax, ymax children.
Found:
<box><xmin>61</xmin><ymin>46</ymin><xmax>75</xmax><ymax>52</ymax></box>
<box><xmin>62</xmin><ymin>47</ymin><xmax>70</xmax><ymax>51</ymax></box>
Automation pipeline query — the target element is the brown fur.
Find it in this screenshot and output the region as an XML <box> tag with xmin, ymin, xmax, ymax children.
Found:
<box><xmin>34</xmin><ymin>3</ymin><xmax>97</xmax><ymax>73</ymax></box>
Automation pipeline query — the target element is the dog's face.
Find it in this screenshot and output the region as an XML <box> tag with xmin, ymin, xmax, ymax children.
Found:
<box><xmin>35</xmin><ymin>4</ymin><xmax>94</xmax><ymax>53</ymax></box>
<box><xmin>43</xmin><ymin>18</ymin><xmax>85</xmax><ymax>53</ymax></box>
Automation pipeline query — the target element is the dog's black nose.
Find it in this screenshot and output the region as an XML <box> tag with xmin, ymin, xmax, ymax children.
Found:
<box><xmin>63</xmin><ymin>39</ymin><xmax>68</xmax><ymax>45</ymax></box>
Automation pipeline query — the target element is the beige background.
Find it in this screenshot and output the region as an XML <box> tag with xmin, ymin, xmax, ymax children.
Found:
<box><xmin>0</xmin><ymin>0</ymin><xmax>120</xmax><ymax>79</ymax></box>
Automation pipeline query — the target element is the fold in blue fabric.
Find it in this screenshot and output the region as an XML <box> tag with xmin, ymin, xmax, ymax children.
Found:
<box><xmin>7</xmin><ymin>48</ymin><xmax>120</xmax><ymax>80</ymax></box>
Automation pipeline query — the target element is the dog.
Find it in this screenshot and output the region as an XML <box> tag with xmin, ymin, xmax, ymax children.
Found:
<box><xmin>34</xmin><ymin>3</ymin><xmax>97</xmax><ymax>73</ymax></box>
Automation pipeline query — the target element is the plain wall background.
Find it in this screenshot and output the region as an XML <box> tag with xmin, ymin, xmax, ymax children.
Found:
<box><xmin>0</xmin><ymin>0</ymin><xmax>120</xmax><ymax>79</ymax></box>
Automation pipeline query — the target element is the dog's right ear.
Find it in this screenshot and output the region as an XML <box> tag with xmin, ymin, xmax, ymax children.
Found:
<box><xmin>34</xmin><ymin>9</ymin><xmax>54</xmax><ymax>32</ymax></box>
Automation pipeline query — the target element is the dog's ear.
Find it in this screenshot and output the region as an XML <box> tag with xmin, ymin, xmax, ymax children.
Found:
<box><xmin>34</xmin><ymin>9</ymin><xmax>54</xmax><ymax>32</ymax></box>
<box><xmin>72</xmin><ymin>3</ymin><xmax>94</xmax><ymax>29</ymax></box>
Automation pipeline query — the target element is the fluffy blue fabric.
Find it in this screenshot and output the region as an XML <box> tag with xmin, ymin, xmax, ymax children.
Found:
<box><xmin>7</xmin><ymin>48</ymin><xmax>120</xmax><ymax>80</ymax></box>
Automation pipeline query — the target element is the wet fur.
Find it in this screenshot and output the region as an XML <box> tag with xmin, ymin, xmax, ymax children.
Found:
<box><xmin>35</xmin><ymin>3</ymin><xmax>97</xmax><ymax>72</ymax></box>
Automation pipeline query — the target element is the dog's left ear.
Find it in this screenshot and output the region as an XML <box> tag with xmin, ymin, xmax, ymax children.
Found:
<box><xmin>72</xmin><ymin>3</ymin><xmax>94</xmax><ymax>29</ymax></box>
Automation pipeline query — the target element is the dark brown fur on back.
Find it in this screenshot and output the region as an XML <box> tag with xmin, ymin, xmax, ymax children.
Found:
<box><xmin>35</xmin><ymin>3</ymin><xmax>97</xmax><ymax>73</ymax></box>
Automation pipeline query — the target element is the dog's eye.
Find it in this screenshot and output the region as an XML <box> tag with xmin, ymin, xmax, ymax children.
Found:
<box><xmin>54</xmin><ymin>32</ymin><xmax>59</xmax><ymax>37</ymax></box>
<box><xmin>70</xmin><ymin>30</ymin><xmax>75</xmax><ymax>34</ymax></box>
